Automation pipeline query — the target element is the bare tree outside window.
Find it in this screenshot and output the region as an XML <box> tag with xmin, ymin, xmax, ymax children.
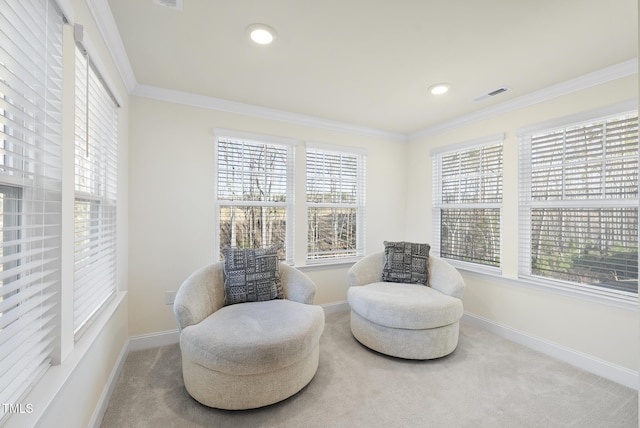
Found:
<box><xmin>217</xmin><ymin>137</ymin><xmax>290</xmax><ymax>260</ymax></box>
<box><xmin>521</xmin><ymin>113</ymin><xmax>638</xmax><ymax>294</ymax></box>
<box><xmin>306</xmin><ymin>148</ymin><xmax>365</xmax><ymax>261</ymax></box>
<box><xmin>433</xmin><ymin>141</ymin><xmax>503</xmax><ymax>267</ymax></box>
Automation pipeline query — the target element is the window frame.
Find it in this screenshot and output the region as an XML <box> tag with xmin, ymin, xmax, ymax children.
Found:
<box><xmin>73</xmin><ymin>43</ymin><xmax>119</xmax><ymax>340</ymax></box>
<box><xmin>0</xmin><ymin>185</ymin><xmax>22</xmax><ymax>286</ymax></box>
<box><xmin>213</xmin><ymin>129</ymin><xmax>296</xmax><ymax>264</ymax></box>
<box><xmin>431</xmin><ymin>134</ymin><xmax>504</xmax><ymax>271</ymax></box>
<box><xmin>305</xmin><ymin>142</ymin><xmax>366</xmax><ymax>264</ymax></box>
<box><xmin>518</xmin><ymin>102</ymin><xmax>638</xmax><ymax>298</ymax></box>
<box><xmin>0</xmin><ymin>0</ymin><xmax>64</xmax><ymax>416</ymax></box>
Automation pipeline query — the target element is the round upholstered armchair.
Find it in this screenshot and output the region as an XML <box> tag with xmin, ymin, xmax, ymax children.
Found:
<box><xmin>174</xmin><ymin>255</ymin><xmax>325</xmax><ymax>410</ymax></box>
<box><xmin>347</xmin><ymin>247</ymin><xmax>465</xmax><ymax>360</ymax></box>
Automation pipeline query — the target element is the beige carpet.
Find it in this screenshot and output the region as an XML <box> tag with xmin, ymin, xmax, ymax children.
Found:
<box><xmin>100</xmin><ymin>310</ymin><xmax>638</xmax><ymax>427</ymax></box>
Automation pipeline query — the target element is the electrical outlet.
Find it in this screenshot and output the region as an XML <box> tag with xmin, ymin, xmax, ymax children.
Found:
<box><xmin>165</xmin><ymin>291</ymin><xmax>177</xmax><ymax>305</ymax></box>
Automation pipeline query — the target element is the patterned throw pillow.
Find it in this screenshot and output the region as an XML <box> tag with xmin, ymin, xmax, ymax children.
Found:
<box><xmin>382</xmin><ymin>241</ymin><xmax>430</xmax><ymax>285</ymax></box>
<box><xmin>221</xmin><ymin>246</ymin><xmax>284</xmax><ymax>305</ymax></box>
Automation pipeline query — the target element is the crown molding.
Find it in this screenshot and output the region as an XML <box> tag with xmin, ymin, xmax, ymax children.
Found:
<box><xmin>409</xmin><ymin>59</ymin><xmax>638</xmax><ymax>141</ymax></box>
<box><xmin>131</xmin><ymin>59</ymin><xmax>636</xmax><ymax>144</ymax></box>
<box><xmin>132</xmin><ymin>84</ymin><xmax>408</xmax><ymax>142</ymax></box>
<box><xmin>86</xmin><ymin>0</ymin><xmax>137</xmax><ymax>93</ymax></box>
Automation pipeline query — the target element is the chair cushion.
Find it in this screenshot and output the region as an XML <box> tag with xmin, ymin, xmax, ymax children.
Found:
<box><xmin>348</xmin><ymin>282</ymin><xmax>462</xmax><ymax>330</ymax></box>
<box><xmin>180</xmin><ymin>299</ymin><xmax>324</xmax><ymax>375</ymax></box>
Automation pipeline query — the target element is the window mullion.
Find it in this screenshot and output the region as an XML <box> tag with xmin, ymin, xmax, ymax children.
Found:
<box><xmin>601</xmin><ymin>122</ymin><xmax>607</xmax><ymax>197</ymax></box>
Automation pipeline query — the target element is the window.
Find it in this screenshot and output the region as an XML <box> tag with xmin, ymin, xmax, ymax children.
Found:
<box><xmin>74</xmin><ymin>45</ymin><xmax>118</xmax><ymax>338</ymax></box>
<box><xmin>519</xmin><ymin>110</ymin><xmax>638</xmax><ymax>295</ymax></box>
<box><xmin>432</xmin><ymin>136</ymin><xmax>504</xmax><ymax>267</ymax></box>
<box><xmin>0</xmin><ymin>186</ymin><xmax>22</xmax><ymax>285</ymax></box>
<box><xmin>306</xmin><ymin>143</ymin><xmax>366</xmax><ymax>262</ymax></box>
<box><xmin>214</xmin><ymin>131</ymin><xmax>294</xmax><ymax>263</ymax></box>
<box><xmin>0</xmin><ymin>0</ymin><xmax>64</xmax><ymax>413</ymax></box>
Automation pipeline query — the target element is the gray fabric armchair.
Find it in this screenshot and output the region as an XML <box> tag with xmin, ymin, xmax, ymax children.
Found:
<box><xmin>347</xmin><ymin>252</ymin><xmax>465</xmax><ymax>359</ymax></box>
<box><xmin>174</xmin><ymin>262</ymin><xmax>325</xmax><ymax>409</ymax></box>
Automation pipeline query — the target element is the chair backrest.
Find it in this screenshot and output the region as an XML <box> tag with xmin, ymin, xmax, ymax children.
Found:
<box><xmin>428</xmin><ymin>256</ymin><xmax>465</xmax><ymax>299</ymax></box>
<box><xmin>347</xmin><ymin>252</ymin><xmax>465</xmax><ymax>299</ymax></box>
<box><xmin>278</xmin><ymin>263</ymin><xmax>317</xmax><ymax>304</ymax></box>
<box><xmin>174</xmin><ymin>262</ymin><xmax>225</xmax><ymax>330</ymax></box>
<box><xmin>347</xmin><ymin>252</ymin><xmax>384</xmax><ymax>287</ymax></box>
<box><xmin>174</xmin><ymin>261</ymin><xmax>317</xmax><ymax>331</ymax></box>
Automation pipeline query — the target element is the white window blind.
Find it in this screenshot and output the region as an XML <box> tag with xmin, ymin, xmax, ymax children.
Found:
<box><xmin>215</xmin><ymin>135</ymin><xmax>294</xmax><ymax>263</ymax></box>
<box><xmin>519</xmin><ymin>112</ymin><xmax>638</xmax><ymax>295</ymax></box>
<box><xmin>74</xmin><ymin>45</ymin><xmax>118</xmax><ymax>338</ymax></box>
<box><xmin>306</xmin><ymin>145</ymin><xmax>366</xmax><ymax>262</ymax></box>
<box><xmin>0</xmin><ymin>0</ymin><xmax>63</xmax><ymax>413</ymax></box>
<box><xmin>432</xmin><ymin>140</ymin><xmax>503</xmax><ymax>267</ymax></box>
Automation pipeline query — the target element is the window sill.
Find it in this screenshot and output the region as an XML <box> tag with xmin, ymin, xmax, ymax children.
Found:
<box><xmin>296</xmin><ymin>257</ymin><xmax>361</xmax><ymax>271</ymax></box>
<box><xmin>454</xmin><ymin>264</ymin><xmax>638</xmax><ymax>311</ymax></box>
<box><xmin>445</xmin><ymin>258</ymin><xmax>502</xmax><ymax>276</ymax></box>
<box><xmin>4</xmin><ymin>291</ymin><xmax>127</xmax><ymax>428</ymax></box>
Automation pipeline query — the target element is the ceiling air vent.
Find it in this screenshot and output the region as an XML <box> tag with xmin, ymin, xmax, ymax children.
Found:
<box><xmin>487</xmin><ymin>87</ymin><xmax>508</xmax><ymax>96</ymax></box>
<box><xmin>154</xmin><ymin>0</ymin><xmax>183</xmax><ymax>11</ymax></box>
<box><xmin>474</xmin><ymin>86</ymin><xmax>509</xmax><ymax>102</ymax></box>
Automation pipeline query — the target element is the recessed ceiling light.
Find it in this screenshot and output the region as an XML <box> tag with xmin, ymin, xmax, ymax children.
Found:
<box><xmin>248</xmin><ymin>24</ymin><xmax>277</xmax><ymax>45</ymax></box>
<box><xmin>429</xmin><ymin>83</ymin><xmax>450</xmax><ymax>95</ymax></box>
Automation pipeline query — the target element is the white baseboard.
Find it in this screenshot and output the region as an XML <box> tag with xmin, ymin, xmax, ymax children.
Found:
<box><xmin>89</xmin><ymin>341</ymin><xmax>130</xmax><ymax>428</ymax></box>
<box><xmin>462</xmin><ymin>312</ymin><xmax>639</xmax><ymax>390</ymax></box>
<box><xmin>91</xmin><ymin>330</ymin><xmax>180</xmax><ymax>426</ymax></box>
<box><xmin>322</xmin><ymin>300</ymin><xmax>349</xmax><ymax>315</ymax></box>
<box><xmin>129</xmin><ymin>329</ymin><xmax>180</xmax><ymax>351</ymax></box>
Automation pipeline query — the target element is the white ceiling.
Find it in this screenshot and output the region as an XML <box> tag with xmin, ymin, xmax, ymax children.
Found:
<box><xmin>106</xmin><ymin>0</ymin><xmax>638</xmax><ymax>136</ymax></box>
